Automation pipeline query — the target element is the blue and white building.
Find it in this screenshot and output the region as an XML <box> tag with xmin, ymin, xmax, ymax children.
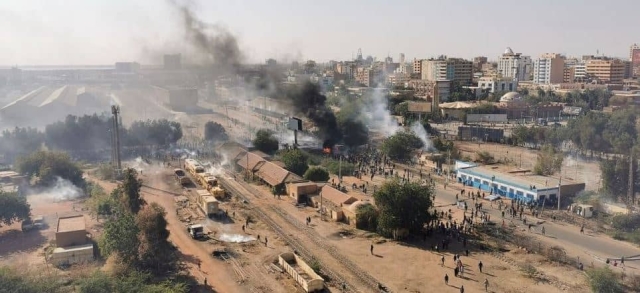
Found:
<box><xmin>454</xmin><ymin>161</ymin><xmax>562</xmax><ymax>204</ymax></box>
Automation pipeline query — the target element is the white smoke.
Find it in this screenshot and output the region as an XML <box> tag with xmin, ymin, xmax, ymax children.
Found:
<box><xmin>37</xmin><ymin>177</ymin><xmax>84</xmax><ymax>202</ymax></box>
<box><xmin>219</xmin><ymin>233</ymin><xmax>256</xmax><ymax>243</ymax></box>
<box><xmin>127</xmin><ymin>157</ymin><xmax>149</xmax><ymax>173</ymax></box>
<box><xmin>410</xmin><ymin>121</ymin><xmax>433</xmax><ymax>151</ymax></box>
<box><xmin>364</xmin><ymin>88</ymin><xmax>400</xmax><ymax>137</ymax></box>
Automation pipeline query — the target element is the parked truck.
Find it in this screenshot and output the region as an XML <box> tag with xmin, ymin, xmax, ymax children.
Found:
<box><xmin>187</xmin><ymin>224</ymin><xmax>205</xmax><ymax>239</ymax></box>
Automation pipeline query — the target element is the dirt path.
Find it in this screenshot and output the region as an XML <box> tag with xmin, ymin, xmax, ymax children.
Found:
<box><xmin>88</xmin><ymin>175</ymin><xmax>246</xmax><ymax>293</ymax></box>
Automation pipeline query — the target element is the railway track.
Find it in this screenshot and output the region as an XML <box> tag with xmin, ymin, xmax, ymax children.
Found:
<box><xmin>219</xmin><ymin>174</ymin><xmax>389</xmax><ymax>293</ymax></box>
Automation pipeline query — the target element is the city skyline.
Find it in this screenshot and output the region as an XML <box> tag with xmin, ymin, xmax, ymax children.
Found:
<box><xmin>1</xmin><ymin>0</ymin><xmax>639</xmax><ymax>66</ymax></box>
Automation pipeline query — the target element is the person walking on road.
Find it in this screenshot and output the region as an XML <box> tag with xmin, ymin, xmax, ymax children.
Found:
<box><xmin>460</xmin><ymin>285</ymin><xmax>464</xmax><ymax>293</ymax></box>
<box><xmin>541</xmin><ymin>226</ymin><xmax>545</xmax><ymax>235</ymax></box>
<box><xmin>441</xmin><ymin>255</ymin><xmax>445</xmax><ymax>266</ymax></box>
<box><xmin>484</xmin><ymin>278</ymin><xmax>489</xmax><ymax>291</ymax></box>
<box><xmin>580</xmin><ymin>224</ymin><xmax>584</xmax><ymax>234</ymax></box>
<box><xmin>444</xmin><ymin>274</ymin><xmax>449</xmax><ymax>285</ymax></box>
<box><xmin>478</xmin><ymin>261</ymin><xmax>483</xmax><ymax>273</ymax></box>
<box><xmin>370</xmin><ymin>244</ymin><xmax>374</xmax><ymax>255</ymax></box>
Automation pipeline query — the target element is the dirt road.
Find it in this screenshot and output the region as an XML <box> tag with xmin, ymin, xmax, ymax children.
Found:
<box><xmin>89</xmin><ymin>175</ymin><xmax>246</xmax><ymax>293</ymax></box>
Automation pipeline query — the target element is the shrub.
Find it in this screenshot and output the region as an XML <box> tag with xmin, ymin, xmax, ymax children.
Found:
<box><xmin>586</xmin><ymin>267</ymin><xmax>624</xmax><ymax>293</ymax></box>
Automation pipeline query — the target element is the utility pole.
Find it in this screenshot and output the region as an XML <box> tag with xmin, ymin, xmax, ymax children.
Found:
<box><xmin>628</xmin><ymin>154</ymin><xmax>634</xmax><ymax>214</ymax></box>
<box><xmin>339</xmin><ymin>155</ymin><xmax>343</xmax><ymax>183</ymax></box>
<box><xmin>557</xmin><ymin>175</ymin><xmax>562</xmax><ymax>211</ymax></box>
<box><xmin>111</xmin><ymin>105</ymin><xmax>122</xmax><ymax>172</ymax></box>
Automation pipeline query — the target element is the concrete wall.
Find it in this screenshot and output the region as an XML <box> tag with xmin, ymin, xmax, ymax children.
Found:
<box><xmin>55</xmin><ymin>230</ymin><xmax>86</xmax><ymax>247</ymax></box>
<box><xmin>49</xmin><ymin>244</ymin><xmax>94</xmax><ymax>266</ymax></box>
<box><xmin>278</xmin><ymin>252</ymin><xmax>324</xmax><ymax>292</ymax></box>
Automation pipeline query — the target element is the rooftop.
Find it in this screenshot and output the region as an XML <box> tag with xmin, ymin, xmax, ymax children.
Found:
<box><xmin>458</xmin><ymin>165</ymin><xmax>580</xmax><ymax>192</ymax></box>
<box><xmin>57</xmin><ymin>215</ymin><xmax>86</xmax><ymax>233</ymax></box>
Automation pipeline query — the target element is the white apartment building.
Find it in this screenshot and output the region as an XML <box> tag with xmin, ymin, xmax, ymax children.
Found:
<box><xmin>533</xmin><ymin>53</ymin><xmax>565</xmax><ymax>84</ymax></box>
<box><xmin>421</xmin><ymin>57</ymin><xmax>472</xmax><ymax>85</ymax></box>
<box><xmin>497</xmin><ymin>47</ymin><xmax>532</xmax><ymax>81</ymax></box>
<box><xmin>574</xmin><ymin>64</ymin><xmax>587</xmax><ymax>81</ymax></box>
<box><xmin>477</xmin><ymin>77</ymin><xmax>518</xmax><ymax>93</ymax></box>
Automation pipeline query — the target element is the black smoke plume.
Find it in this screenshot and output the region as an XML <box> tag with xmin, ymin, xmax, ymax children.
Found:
<box><xmin>283</xmin><ymin>82</ymin><xmax>342</xmax><ymax>148</ymax></box>
<box><xmin>168</xmin><ymin>0</ymin><xmax>243</xmax><ymax>75</ymax></box>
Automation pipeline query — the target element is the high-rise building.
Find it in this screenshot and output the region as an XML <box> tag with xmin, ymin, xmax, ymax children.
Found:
<box><xmin>477</xmin><ymin>77</ymin><xmax>518</xmax><ymax>93</ymax></box>
<box><xmin>497</xmin><ymin>47</ymin><xmax>532</xmax><ymax>81</ymax></box>
<box><xmin>421</xmin><ymin>56</ymin><xmax>472</xmax><ymax>85</ymax></box>
<box><xmin>585</xmin><ymin>58</ymin><xmax>625</xmax><ymax>84</ymax></box>
<box><xmin>533</xmin><ymin>53</ymin><xmax>565</xmax><ymax>84</ymax></box>
<box><xmin>630</xmin><ymin>44</ymin><xmax>640</xmax><ymax>77</ymax></box>
<box><xmin>473</xmin><ymin>56</ymin><xmax>488</xmax><ymax>71</ymax></box>
<box><xmin>413</xmin><ymin>59</ymin><xmax>422</xmax><ymax>75</ymax></box>
<box><xmin>574</xmin><ymin>63</ymin><xmax>587</xmax><ymax>82</ymax></box>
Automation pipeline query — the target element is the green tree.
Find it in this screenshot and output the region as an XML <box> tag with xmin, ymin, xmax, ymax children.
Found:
<box><xmin>135</xmin><ymin>203</ymin><xmax>177</xmax><ymax>274</ymax></box>
<box><xmin>279</xmin><ymin>149</ymin><xmax>309</xmax><ymax>176</ymax></box>
<box><xmin>203</xmin><ymin>121</ymin><xmax>229</xmax><ymax>142</ymax></box>
<box><xmin>253</xmin><ymin>129</ymin><xmax>279</xmax><ymax>154</ymax></box>
<box><xmin>303</xmin><ymin>167</ymin><xmax>330</xmax><ymax>182</ymax></box>
<box><xmin>0</xmin><ymin>127</ymin><xmax>44</xmax><ymax>163</ymax></box>
<box><xmin>534</xmin><ymin>144</ymin><xmax>564</xmax><ymax>175</ymax></box>
<box><xmin>0</xmin><ymin>191</ymin><xmax>31</xmax><ymax>227</ymax></box>
<box><xmin>381</xmin><ymin>132</ymin><xmax>424</xmax><ymax>161</ymax></box>
<box><xmin>373</xmin><ymin>180</ymin><xmax>435</xmax><ymax>239</ymax></box>
<box><xmin>393</xmin><ymin>102</ymin><xmax>409</xmax><ymax>118</ymax></box>
<box><xmin>355</xmin><ymin>204</ymin><xmax>378</xmax><ymax>231</ymax></box>
<box><xmin>15</xmin><ymin>151</ymin><xmax>85</xmax><ymax>187</ymax></box>
<box><xmin>118</xmin><ymin>169</ymin><xmax>145</xmax><ymax>214</ymax></box>
<box><xmin>100</xmin><ymin>212</ymin><xmax>140</xmax><ymax>264</ymax></box>
<box><xmin>586</xmin><ymin>267</ymin><xmax>624</xmax><ymax>293</ymax></box>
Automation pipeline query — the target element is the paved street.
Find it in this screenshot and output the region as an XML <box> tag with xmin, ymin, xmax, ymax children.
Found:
<box><xmin>434</xmin><ymin>181</ymin><xmax>640</xmax><ymax>270</ymax></box>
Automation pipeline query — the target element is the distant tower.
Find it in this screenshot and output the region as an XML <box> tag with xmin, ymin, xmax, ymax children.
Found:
<box><xmin>111</xmin><ymin>105</ymin><xmax>122</xmax><ymax>171</ymax></box>
<box><xmin>399</xmin><ymin>53</ymin><xmax>405</xmax><ymax>64</ymax></box>
<box><xmin>357</xmin><ymin>48</ymin><xmax>363</xmax><ymax>61</ymax></box>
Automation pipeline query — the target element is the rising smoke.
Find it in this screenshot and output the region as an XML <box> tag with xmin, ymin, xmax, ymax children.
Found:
<box><xmin>364</xmin><ymin>88</ymin><xmax>400</xmax><ymax>137</ymax></box>
<box><xmin>410</xmin><ymin>121</ymin><xmax>433</xmax><ymax>151</ymax></box>
<box><xmin>167</xmin><ymin>0</ymin><xmax>244</xmax><ymax>75</ymax></box>
<box><xmin>284</xmin><ymin>82</ymin><xmax>342</xmax><ymax>148</ymax></box>
<box><xmin>33</xmin><ymin>177</ymin><xmax>84</xmax><ymax>202</ymax></box>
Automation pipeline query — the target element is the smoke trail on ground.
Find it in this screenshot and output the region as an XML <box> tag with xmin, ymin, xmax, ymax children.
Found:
<box><xmin>219</xmin><ymin>233</ymin><xmax>255</xmax><ymax>243</ymax></box>
<box><xmin>35</xmin><ymin>177</ymin><xmax>83</xmax><ymax>202</ymax></box>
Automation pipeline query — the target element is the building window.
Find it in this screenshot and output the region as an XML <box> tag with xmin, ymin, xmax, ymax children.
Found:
<box><xmin>474</xmin><ymin>178</ymin><xmax>480</xmax><ymax>183</ymax></box>
<box><xmin>516</xmin><ymin>191</ymin><xmax>524</xmax><ymax>196</ymax></box>
<box><xmin>509</xmin><ymin>188</ymin><xmax>514</xmax><ymax>194</ymax></box>
<box><xmin>500</xmin><ymin>186</ymin><xmax>507</xmax><ymax>191</ymax></box>
<box><xmin>482</xmin><ymin>180</ymin><xmax>489</xmax><ymax>185</ymax></box>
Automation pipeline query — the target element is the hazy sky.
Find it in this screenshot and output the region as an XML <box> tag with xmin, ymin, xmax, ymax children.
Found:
<box><xmin>1</xmin><ymin>0</ymin><xmax>639</xmax><ymax>65</ymax></box>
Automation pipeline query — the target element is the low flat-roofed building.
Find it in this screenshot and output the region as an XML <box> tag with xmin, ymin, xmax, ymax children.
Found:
<box><xmin>287</xmin><ymin>181</ymin><xmax>319</xmax><ymax>203</ymax></box>
<box><xmin>56</xmin><ymin>215</ymin><xmax>87</xmax><ymax>247</ymax></box>
<box><xmin>456</xmin><ymin>163</ymin><xmax>584</xmax><ymax>206</ymax></box>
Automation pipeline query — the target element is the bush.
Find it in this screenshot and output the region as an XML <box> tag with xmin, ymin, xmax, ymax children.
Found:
<box><xmin>252</xmin><ymin>129</ymin><xmax>279</xmax><ymax>154</ymax></box>
<box><xmin>303</xmin><ymin>167</ymin><xmax>330</xmax><ymax>182</ymax></box>
<box><xmin>0</xmin><ymin>266</ymin><xmax>66</xmax><ymax>293</ymax></box>
<box><xmin>475</xmin><ymin>151</ymin><xmax>495</xmax><ymax>164</ymax></box>
<box><xmin>94</xmin><ymin>163</ymin><xmax>115</xmax><ymax>181</ymax></box>
<box><xmin>611</xmin><ymin>214</ymin><xmax>640</xmax><ymax>232</ymax></box>
<box><xmin>586</xmin><ymin>267</ymin><xmax>624</xmax><ymax>293</ymax></box>
<box><xmin>204</xmin><ymin>121</ymin><xmax>229</xmax><ymax>142</ymax></box>
<box><xmin>322</xmin><ymin>159</ymin><xmax>355</xmax><ymax>176</ymax></box>
<box><xmin>279</xmin><ymin>149</ymin><xmax>309</xmax><ymax>176</ymax></box>
<box><xmin>355</xmin><ymin>204</ymin><xmax>378</xmax><ymax>231</ymax></box>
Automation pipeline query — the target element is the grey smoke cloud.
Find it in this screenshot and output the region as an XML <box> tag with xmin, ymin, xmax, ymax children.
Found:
<box><xmin>168</xmin><ymin>0</ymin><xmax>244</xmax><ymax>73</ymax></box>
